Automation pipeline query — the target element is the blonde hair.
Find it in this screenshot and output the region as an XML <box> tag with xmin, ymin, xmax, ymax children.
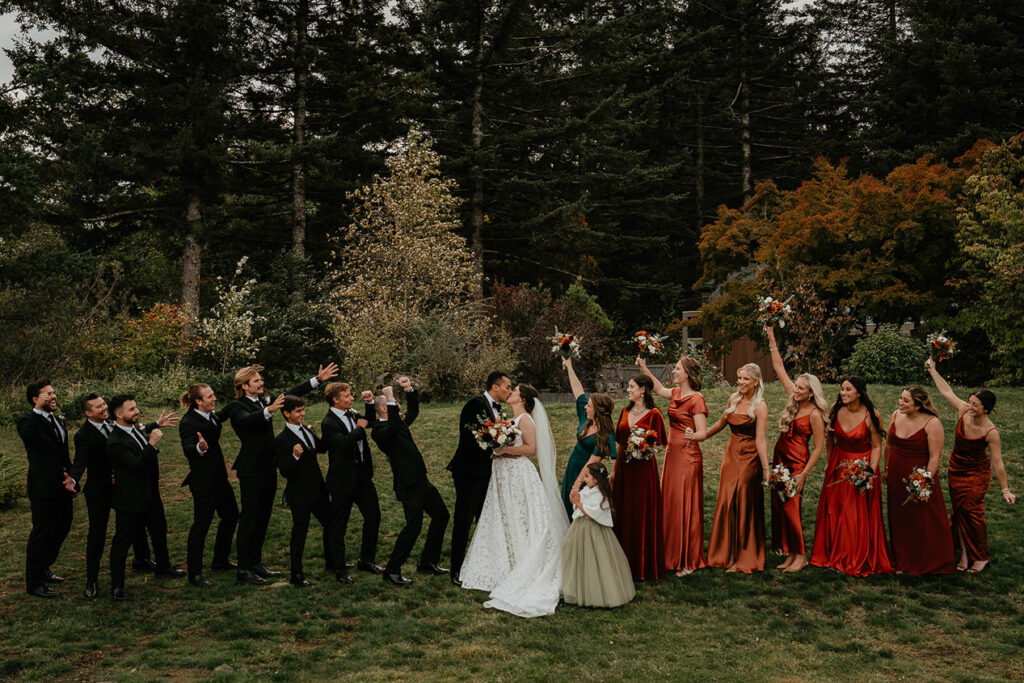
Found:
<box><xmin>180</xmin><ymin>383</ymin><xmax>210</xmax><ymax>410</ymax></box>
<box><xmin>324</xmin><ymin>382</ymin><xmax>351</xmax><ymax>406</ymax></box>
<box><xmin>724</xmin><ymin>363</ymin><xmax>763</xmax><ymax>420</ymax></box>
<box><xmin>779</xmin><ymin>373</ymin><xmax>830</xmax><ymax>433</ymax></box>
<box><xmin>233</xmin><ymin>365</ymin><xmax>264</xmax><ymax>398</ymax></box>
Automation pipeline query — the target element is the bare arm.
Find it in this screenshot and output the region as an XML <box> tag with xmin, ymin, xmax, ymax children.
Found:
<box><xmin>797</xmin><ymin>410</ymin><xmax>826</xmax><ymax>494</ymax></box>
<box><xmin>689</xmin><ymin>411</ymin><xmax>725</xmax><ymax>442</ymax></box>
<box><xmin>882</xmin><ymin>411</ymin><xmax>897</xmax><ymax>479</ymax></box>
<box><xmin>925</xmin><ymin>418</ymin><xmax>944</xmax><ymax>478</ymax></box>
<box><xmin>755</xmin><ymin>403</ymin><xmax>770</xmax><ymax>479</ymax></box>
<box><xmin>637</xmin><ymin>357</ymin><xmax>673</xmax><ymax>400</ymax></box>
<box><xmin>563</xmin><ymin>357</ymin><xmax>585</xmax><ymax>399</ymax></box>
<box><xmin>925</xmin><ymin>358</ymin><xmax>968</xmax><ymax>414</ymax></box>
<box><xmin>497</xmin><ymin>416</ymin><xmax>536</xmax><ymax>457</ymax></box>
<box><xmin>987</xmin><ymin>430</ymin><xmax>1015</xmax><ymax>504</ymax></box>
<box><xmin>764</xmin><ymin>326</ymin><xmax>795</xmax><ymax>395</ymax></box>
<box><xmin>868</xmin><ymin>411</ymin><xmax>884</xmax><ymax>473</ymax></box>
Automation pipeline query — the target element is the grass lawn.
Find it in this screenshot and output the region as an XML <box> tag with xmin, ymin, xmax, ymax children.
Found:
<box><xmin>0</xmin><ymin>383</ymin><xmax>1022</xmax><ymax>681</ymax></box>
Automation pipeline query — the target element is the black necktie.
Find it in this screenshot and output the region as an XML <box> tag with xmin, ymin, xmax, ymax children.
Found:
<box><xmin>347</xmin><ymin>412</ymin><xmax>365</xmax><ymax>461</ymax></box>
<box><xmin>300</xmin><ymin>427</ymin><xmax>314</xmax><ymax>452</ymax></box>
<box><xmin>47</xmin><ymin>414</ymin><xmax>64</xmax><ymax>442</ymax></box>
<box><xmin>101</xmin><ymin>423</ymin><xmax>111</xmax><ymax>438</ymax></box>
<box><xmin>131</xmin><ymin>428</ymin><xmax>148</xmax><ymax>450</ymax></box>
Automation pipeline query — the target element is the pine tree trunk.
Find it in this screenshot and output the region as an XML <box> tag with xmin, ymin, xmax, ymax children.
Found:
<box><xmin>740</xmin><ymin>68</ymin><xmax>752</xmax><ymax>203</ymax></box>
<box><xmin>291</xmin><ymin>0</ymin><xmax>309</xmax><ymax>260</ymax></box>
<box><xmin>182</xmin><ymin>196</ymin><xmax>202</xmax><ymax>335</ymax></box>
<box><xmin>469</xmin><ymin>47</ymin><xmax>485</xmax><ymax>298</ymax></box>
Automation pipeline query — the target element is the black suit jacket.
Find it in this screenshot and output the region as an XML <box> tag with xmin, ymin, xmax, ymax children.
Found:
<box><xmin>370</xmin><ymin>391</ymin><xmax>427</xmax><ymax>500</ymax></box>
<box><xmin>179</xmin><ymin>408</ymin><xmax>230</xmax><ymax>492</ymax></box>
<box><xmin>274</xmin><ymin>425</ymin><xmax>328</xmax><ymax>506</ymax></box>
<box><xmin>70</xmin><ymin>421</ymin><xmax>114</xmax><ymax>496</ymax></box>
<box><xmin>321</xmin><ymin>404</ymin><xmax>375</xmax><ymax>495</ymax></box>
<box><xmin>108</xmin><ymin>424</ymin><xmax>161</xmax><ymax>514</ymax></box>
<box><xmin>16</xmin><ymin>411</ymin><xmax>73</xmax><ymax>500</ymax></box>
<box><xmin>223</xmin><ymin>379</ymin><xmax>315</xmax><ymax>479</ymax></box>
<box><xmin>447</xmin><ymin>394</ymin><xmax>499</xmax><ymax>480</ymax></box>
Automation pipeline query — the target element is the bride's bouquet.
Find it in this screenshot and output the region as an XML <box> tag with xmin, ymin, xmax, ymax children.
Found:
<box><xmin>763</xmin><ymin>464</ymin><xmax>799</xmax><ymax>502</ymax></box>
<box><xmin>926</xmin><ymin>331</ymin><xmax>957</xmax><ymax>362</ymax></box>
<box><xmin>903</xmin><ymin>466</ymin><xmax>934</xmax><ymax>505</ymax></box>
<box><xmin>829</xmin><ymin>458</ymin><xmax>874</xmax><ymax>492</ymax></box>
<box><xmin>550</xmin><ymin>328</ymin><xmax>581</xmax><ymax>359</ymax></box>
<box><xmin>633</xmin><ymin>330</ymin><xmax>666</xmax><ymax>359</ymax></box>
<box><xmin>756</xmin><ymin>295</ymin><xmax>794</xmax><ymax>329</ymax></box>
<box><xmin>625</xmin><ymin>426</ymin><xmax>663</xmax><ymax>462</ymax></box>
<box><xmin>466</xmin><ymin>415</ymin><xmax>521</xmax><ymax>458</ymax></box>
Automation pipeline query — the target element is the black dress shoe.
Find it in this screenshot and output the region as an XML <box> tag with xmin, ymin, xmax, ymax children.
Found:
<box><xmin>43</xmin><ymin>570</ymin><xmax>65</xmax><ymax>583</ymax></box>
<box><xmin>251</xmin><ymin>563</ymin><xmax>282</xmax><ymax>579</ymax></box>
<box><xmin>154</xmin><ymin>566</ymin><xmax>186</xmax><ymax>578</ymax></box>
<box><xmin>236</xmin><ymin>570</ymin><xmax>268</xmax><ymax>586</ymax></box>
<box><xmin>290</xmin><ymin>573</ymin><xmax>311</xmax><ymax>587</ymax></box>
<box><xmin>357</xmin><ymin>560</ymin><xmax>384</xmax><ymax>575</ymax></box>
<box><xmin>189</xmin><ymin>574</ymin><xmax>214</xmax><ymax>588</ymax></box>
<box><xmin>450</xmin><ymin>573</ymin><xmax>463</xmax><ymax>587</ymax></box>
<box><xmin>132</xmin><ymin>558</ymin><xmax>158</xmax><ymax>572</ymax></box>
<box><xmin>383</xmin><ymin>573</ymin><xmax>412</xmax><ymax>586</ymax></box>
<box><xmin>335</xmin><ymin>571</ymin><xmax>355</xmax><ymax>584</ymax></box>
<box><xmin>210</xmin><ymin>560</ymin><xmax>237</xmax><ymax>571</ymax></box>
<box><xmin>27</xmin><ymin>585</ymin><xmax>59</xmax><ymax>598</ymax></box>
<box><xmin>111</xmin><ymin>587</ymin><xmax>128</xmax><ymax>602</ymax></box>
<box><xmin>84</xmin><ymin>581</ymin><xmax>98</xmax><ymax>599</ymax></box>
<box><xmin>416</xmin><ymin>561</ymin><xmax>450</xmax><ymax>576</ymax></box>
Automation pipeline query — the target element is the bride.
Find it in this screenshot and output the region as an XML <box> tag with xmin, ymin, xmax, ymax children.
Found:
<box><xmin>459</xmin><ymin>383</ymin><xmax>569</xmax><ymax>617</ymax></box>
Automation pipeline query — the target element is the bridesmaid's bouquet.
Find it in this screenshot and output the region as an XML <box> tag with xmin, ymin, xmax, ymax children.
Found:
<box><xmin>550</xmin><ymin>328</ymin><xmax>581</xmax><ymax>359</ymax></box>
<box><xmin>831</xmin><ymin>458</ymin><xmax>874</xmax><ymax>492</ymax></box>
<box><xmin>926</xmin><ymin>331</ymin><xmax>957</xmax><ymax>362</ymax></box>
<box><xmin>756</xmin><ymin>295</ymin><xmax>794</xmax><ymax>329</ymax></box>
<box><xmin>903</xmin><ymin>466</ymin><xmax>934</xmax><ymax>505</ymax></box>
<box><xmin>632</xmin><ymin>330</ymin><xmax>667</xmax><ymax>359</ymax></box>
<box><xmin>625</xmin><ymin>426</ymin><xmax>663</xmax><ymax>462</ymax></box>
<box><xmin>466</xmin><ymin>415</ymin><xmax>521</xmax><ymax>458</ymax></box>
<box><xmin>763</xmin><ymin>464</ymin><xmax>799</xmax><ymax>502</ymax></box>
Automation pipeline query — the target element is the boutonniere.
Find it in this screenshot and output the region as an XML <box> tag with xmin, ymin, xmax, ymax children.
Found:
<box><xmin>55</xmin><ymin>413</ymin><xmax>67</xmax><ymax>423</ymax></box>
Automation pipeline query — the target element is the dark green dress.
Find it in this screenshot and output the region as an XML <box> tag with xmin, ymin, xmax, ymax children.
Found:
<box><xmin>561</xmin><ymin>394</ymin><xmax>618</xmax><ymax>519</ymax></box>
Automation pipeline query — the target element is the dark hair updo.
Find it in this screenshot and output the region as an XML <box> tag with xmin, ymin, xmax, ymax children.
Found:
<box><xmin>628</xmin><ymin>374</ymin><xmax>656</xmax><ymax>411</ymax></box>
<box><xmin>970</xmin><ymin>389</ymin><xmax>996</xmax><ymax>414</ymax></box>
<box><xmin>517</xmin><ymin>383</ymin><xmax>539</xmax><ymax>413</ymax></box>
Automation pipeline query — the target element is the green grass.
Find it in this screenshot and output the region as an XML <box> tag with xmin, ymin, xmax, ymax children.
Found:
<box><xmin>1</xmin><ymin>383</ymin><xmax>1022</xmax><ymax>681</ymax></box>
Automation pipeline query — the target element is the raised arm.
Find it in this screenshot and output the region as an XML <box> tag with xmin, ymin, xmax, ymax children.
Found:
<box><xmin>563</xmin><ymin>357</ymin><xmax>585</xmax><ymax>399</ymax></box>
<box><xmin>925</xmin><ymin>358</ymin><xmax>968</xmax><ymax>414</ymax></box>
<box><xmin>637</xmin><ymin>357</ymin><xmax>672</xmax><ymax>400</ymax></box>
<box><xmin>987</xmin><ymin>430</ymin><xmax>1015</xmax><ymax>504</ymax></box>
<box><xmin>764</xmin><ymin>326</ymin><xmax>794</xmax><ymax>395</ymax></box>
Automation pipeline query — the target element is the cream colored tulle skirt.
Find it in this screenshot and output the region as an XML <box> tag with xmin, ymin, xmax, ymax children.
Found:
<box><xmin>561</xmin><ymin>517</ymin><xmax>636</xmax><ymax>608</ymax></box>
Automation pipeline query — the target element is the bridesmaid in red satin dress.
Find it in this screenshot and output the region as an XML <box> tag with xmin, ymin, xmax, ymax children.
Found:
<box><xmin>691</xmin><ymin>363</ymin><xmax>770</xmax><ymax>573</ymax></box>
<box><xmin>638</xmin><ymin>356</ymin><xmax>708</xmax><ymax>576</ymax></box>
<box><xmin>926</xmin><ymin>359</ymin><xmax>1016</xmax><ymax>572</ymax></box>
<box><xmin>764</xmin><ymin>326</ymin><xmax>827</xmax><ymax>572</ymax></box>
<box><xmin>612</xmin><ymin>375</ymin><xmax>666</xmax><ymax>580</ymax></box>
<box><xmin>884</xmin><ymin>386</ymin><xmax>955</xmax><ymax>575</ymax></box>
<box><xmin>809</xmin><ymin>376</ymin><xmax>893</xmax><ymax>576</ymax></box>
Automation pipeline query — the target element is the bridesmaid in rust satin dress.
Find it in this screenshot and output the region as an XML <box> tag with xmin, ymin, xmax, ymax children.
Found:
<box><xmin>691</xmin><ymin>363</ymin><xmax>770</xmax><ymax>574</ymax></box>
<box><xmin>764</xmin><ymin>326</ymin><xmax>827</xmax><ymax>572</ymax></box>
<box><xmin>926</xmin><ymin>359</ymin><xmax>1015</xmax><ymax>572</ymax></box>
<box><xmin>809</xmin><ymin>376</ymin><xmax>893</xmax><ymax>577</ymax></box>
<box><xmin>884</xmin><ymin>386</ymin><xmax>955</xmax><ymax>575</ymax></box>
<box><xmin>638</xmin><ymin>356</ymin><xmax>708</xmax><ymax>576</ymax></box>
<box><xmin>612</xmin><ymin>375</ymin><xmax>666</xmax><ymax>580</ymax></box>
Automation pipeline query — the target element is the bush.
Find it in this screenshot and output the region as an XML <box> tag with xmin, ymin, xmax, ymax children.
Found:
<box><xmin>842</xmin><ymin>324</ymin><xmax>925</xmax><ymax>385</ymax></box>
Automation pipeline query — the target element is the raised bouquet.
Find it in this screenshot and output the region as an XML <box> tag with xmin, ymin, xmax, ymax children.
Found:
<box><xmin>830</xmin><ymin>458</ymin><xmax>874</xmax><ymax>492</ymax></box>
<box><xmin>625</xmin><ymin>426</ymin><xmax>663</xmax><ymax>462</ymax></box>
<box><xmin>926</xmin><ymin>331</ymin><xmax>957</xmax><ymax>362</ymax></box>
<box><xmin>466</xmin><ymin>415</ymin><xmax>521</xmax><ymax>459</ymax></box>
<box><xmin>763</xmin><ymin>464</ymin><xmax>799</xmax><ymax>502</ymax></box>
<box><xmin>633</xmin><ymin>330</ymin><xmax>667</xmax><ymax>359</ymax></box>
<box><xmin>903</xmin><ymin>466</ymin><xmax>934</xmax><ymax>505</ymax></box>
<box><xmin>757</xmin><ymin>295</ymin><xmax>794</xmax><ymax>329</ymax></box>
<box><xmin>550</xmin><ymin>328</ymin><xmax>581</xmax><ymax>359</ymax></box>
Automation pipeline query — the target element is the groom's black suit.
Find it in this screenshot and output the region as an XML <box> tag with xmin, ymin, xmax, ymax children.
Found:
<box><xmin>372</xmin><ymin>390</ymin><xmax>449</xmax><ymax>575</ymax></box>
<box><xmin>447</xmin><ymin>393</ymin><xmax>499</xmax><ymax>576</ymax></box>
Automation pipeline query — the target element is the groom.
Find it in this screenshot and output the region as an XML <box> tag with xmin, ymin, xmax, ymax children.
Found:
<box><xmin>447</xmin><ymin>371</ymin><xmax>511</xmax><ymax>586</ymax></box>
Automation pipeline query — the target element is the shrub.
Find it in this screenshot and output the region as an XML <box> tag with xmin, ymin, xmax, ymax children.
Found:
<box><xmin>842</xmin><ymin>324</ymin><xmax>925</xmax><ymax>385</ymax></box>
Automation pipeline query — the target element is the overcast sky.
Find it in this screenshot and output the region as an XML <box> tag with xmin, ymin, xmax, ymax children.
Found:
<box><xmin>1</xmin><ymin>12</ymin><xmax>20</xmax><ymax>83</ymax></box>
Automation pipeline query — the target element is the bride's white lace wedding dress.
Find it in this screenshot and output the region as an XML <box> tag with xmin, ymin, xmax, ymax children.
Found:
<box><xmin>459</xmin><ymin>402</ymin><xmax>569</xmax><ymax>617</ymax></box>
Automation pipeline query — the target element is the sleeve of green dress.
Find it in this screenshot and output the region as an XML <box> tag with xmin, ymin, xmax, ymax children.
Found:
<box><xmin>575</xmin><ymin>394</ymin><xmax>588</xmax><ymax>434</ymax></box>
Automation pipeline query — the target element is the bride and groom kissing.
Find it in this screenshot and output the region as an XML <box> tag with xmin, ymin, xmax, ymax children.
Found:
<box><xmin>449</xmin><ymin>372</ymin><xmax>568</xmax><ymax>618</ymax></box>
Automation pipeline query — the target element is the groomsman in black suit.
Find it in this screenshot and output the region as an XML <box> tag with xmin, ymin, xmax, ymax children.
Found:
<box><xmin>17</xmin><ymin>380</ymin><xmax>77</xmax><ymax>598</ymax></box>
<box><xmin>70</xmin><ymin>393</ymin><xmax>165</xmax><ymax>599</ymax></box>
<box><xmin>107</xmin><ymin>394</ymin><xmax>185</xmax><ymax>601</ymax></box>
<box><xmin>321</xmin><ymin>382</ymin><xmax>382</xmax><ymax>583</ymax></box>
<box><xmin>274</xmin><ymin>395</ymin><xmax>333</xmax><ymax>586</ymax></box>
<box><xmin>178</xmin><ymin>383</ymin><xmax>240</xmax><ymax>588</ymax></box>
<box><xmin>371</xmin><ymin>378</ymin><xmax>449</xmax><ymax>586</ymax></box>
<box><xmin>223</xmin><ymin>362</ymin><xmax>337</xmax><ymax>585</ymax></box>
<box><xmin>447</xmin><ymin>371</ymin><xmax>511</xmax><ymax>585</ymax></box>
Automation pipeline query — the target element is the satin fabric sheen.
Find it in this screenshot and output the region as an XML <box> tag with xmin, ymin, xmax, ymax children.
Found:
<box><xmin>770</xmin><ymin>412</ymin><xmax>812</xmax><ymax>555</ymax></box>
<box><xmin>948</xmin><ymin>417</ymin><xmax>994</xmax><ymax>563</ymax></box>
<box><xmin>809</xmin><ymin>418</ymin><xmax>893</xmax><ymax>576</ymax></box>
<box><xmin>707</xmin><ymin>414</ymin><xmax>765</xmax><ymax>573</ymax></box>
<box><xmin>662</xmin><ymin>390</ymin><xmax>709</xmax><ymax>572</ymax></box>
<box><xmin>612</xmin><ymin>407</ymin><xmax>666</xmax><ymax>580</ymax></box>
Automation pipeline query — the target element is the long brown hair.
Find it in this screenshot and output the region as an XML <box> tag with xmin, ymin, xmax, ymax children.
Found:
<box><xmin>180</xmin><ymin>383</ymin><xmax>210</xmax><ymax>410</ymax></box>
<box><xmin>586</xmin><ymin>462</ymin><xmax>614</xmax><ymax>516</ymax></box>
<box><xmin>626</xmin><ymin>375</ymin><xmax>656</xmax><ymax>411</ymax></box>
<box><xmin>579</xmin><ymin>393</ymin><xmax>615</xmax><ymax>459</ymax></box>
<box><xmin>903</xmin><ymin>385</ymin><xmax>939</xmax><ymax>418</ymax></box>
<box><xmin>677</xmin><ymin>356</ymin><xmax>703</xmax><ymax>391</ymax></box>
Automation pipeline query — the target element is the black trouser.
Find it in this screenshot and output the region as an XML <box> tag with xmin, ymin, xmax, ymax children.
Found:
<box><xmin>387</xmin><ymin>481</ymin><xmax>449</xmax><ymax>575</ymax></box>
<box><xmin>288</xmin><ymin>496</ymin><xmax>333</xmax><ymax>577</ymax></box>
<box><xmin>25</xmin><ymin>495</ymin><xmax>73</xmax><ymax>590</ymax></box>
<box><xmin>237</xmin><ymin>472</ymin><xmax>276</xmax><ymax>569</ymax></box>
<box><xmin>449</xmin><ymin>474</ymin><xmax>489</xmax><ymax>574</ymax></box>
<box><xmin>84</xmin><ymin>488</ymin><xmax>150</xmax><ymax>583</ymax></box>
<box><xmin>329</xmin><ymin>477</ymin><xmax>381</xmax><ymax>567</ymax></box>
<box><xmin>187</xmin><ymin>480</ymin><xmax>240</xmax><ymax>577</ymax></box>
<box><xmin>110</xmin><ymin>499</ymin><xmax>172</xmax><ymax>590</ymax></box>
